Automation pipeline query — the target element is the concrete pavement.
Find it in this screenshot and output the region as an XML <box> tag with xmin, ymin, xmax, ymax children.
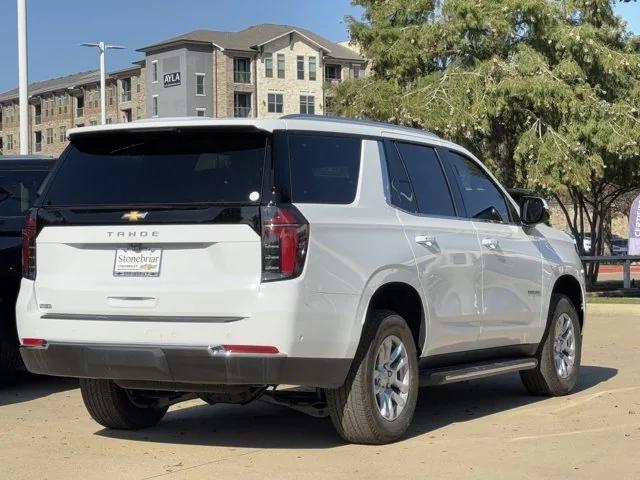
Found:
<box><xmin>1</xmin><ymin>303</ymin><xmax>639</xmax><ymax>479</ymax></box>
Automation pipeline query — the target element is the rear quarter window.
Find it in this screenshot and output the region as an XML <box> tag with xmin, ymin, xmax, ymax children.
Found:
<box><xmin>288</xmin><ymin>134</ymin><xmax>361</xmax><ymax>204</ymax></box>
<box><xmin>0</xmin><ymin>169</ymin><xmax>50</xmax><ymax>217</ymax></box>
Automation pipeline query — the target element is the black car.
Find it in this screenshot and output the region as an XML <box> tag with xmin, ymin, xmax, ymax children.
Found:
<box><xmin>0</xmin><ymin>155</ymin><xmax>55</xmax><ymax>382</ymax></box>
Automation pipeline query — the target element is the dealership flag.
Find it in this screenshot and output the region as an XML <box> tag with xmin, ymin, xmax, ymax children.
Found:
<box><xmin>630</xmin><ymin>194</ymin><xmax>640</xmax><ymax>255</ymax></box>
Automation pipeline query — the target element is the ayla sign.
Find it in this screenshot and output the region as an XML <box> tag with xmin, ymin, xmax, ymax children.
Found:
<box><xmin>163</xmin><ymin>72</ymin><xmax>181</xmax><ymax>88</ymax></box>
<box><xmin>629</xmin><ymin>194</ymin><xmax>640</xmax><ymax>255</ymax></box>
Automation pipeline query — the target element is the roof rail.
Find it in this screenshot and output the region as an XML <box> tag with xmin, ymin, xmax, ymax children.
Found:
<box><xmin>281</xmin><ymin>114</ymin><xmax>439</xmax><ymax>138</ymax></box>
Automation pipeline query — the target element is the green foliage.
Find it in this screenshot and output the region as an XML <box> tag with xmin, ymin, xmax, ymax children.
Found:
<box><xmin>334</xmin><ymin>0</ymin><xmax>640</xmax><ymax>196</ymax></box>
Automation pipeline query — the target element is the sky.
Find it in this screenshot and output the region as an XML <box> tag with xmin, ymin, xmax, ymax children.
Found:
<box><xmin>0</xmin><ymin>0</ymin><xmax>638</xmax><ymax>93</ymax></box>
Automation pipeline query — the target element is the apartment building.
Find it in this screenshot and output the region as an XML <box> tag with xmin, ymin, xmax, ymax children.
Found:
<box><xmin>0</xmin><ymin>23</ymin><xmax>366</xmax><ymax>156</ymax></box>
<box><xmin>0</xmin><ymin>67</ymin><xmax>145</xmax><ymax>156</ymax></box>
<box><xmin>140</xmin><ymin>24</ymin><xmax>366</xmax><ymax>119</ymax></box>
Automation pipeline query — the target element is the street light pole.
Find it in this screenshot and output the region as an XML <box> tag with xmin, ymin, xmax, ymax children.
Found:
<box><xmin>80</xmin><ymin>42</ymin><xmax>124</xmax><ymax>125</ymax></box>
<box><xmin>17</xmin><ymin>0</ymin><xmax>29</xmax><ymax>154</ymax></box>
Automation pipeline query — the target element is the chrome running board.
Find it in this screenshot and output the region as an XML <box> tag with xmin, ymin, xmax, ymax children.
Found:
<box><xmin>420</xmin><ymin>358</ymin><xmax>538</xmax><ymax>386</ymax></box>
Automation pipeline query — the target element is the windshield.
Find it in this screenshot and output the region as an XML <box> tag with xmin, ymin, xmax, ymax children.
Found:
<box><xmin>0</xmin><ymin>169</ymin><xmax>50</xmax><ymax>217</ymax></box>
<box><xmin>43</xmin><ymin>128</ymin><xmax>269</xmax><ymax>207</ymax></box>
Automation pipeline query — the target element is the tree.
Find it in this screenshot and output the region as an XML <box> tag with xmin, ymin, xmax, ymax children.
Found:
<box><xmin>332</xmin><ymin>0</ymin><xmax>640</xmax><ymax>286</ymax></box>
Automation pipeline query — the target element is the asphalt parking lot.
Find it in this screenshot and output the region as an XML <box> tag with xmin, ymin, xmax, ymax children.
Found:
<box><xmin>1</xmin><ymin>303</ymin><xmax>639</xmax><ymax>480</ymax></box>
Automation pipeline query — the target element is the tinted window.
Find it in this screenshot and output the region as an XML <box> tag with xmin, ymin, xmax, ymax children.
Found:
<box><xmin>289</xmin><ymin>134</ymin><xmax>361</xmax><ymax>204</ymax></box>
<box><xmin>0</xmin><ymin>170</ymin><xmax>49</xmax><ymax>216</ymax></box>
<box><xmin>384</xmin><ymin>141</ymin><xmax>416</xmax><ymax>212</ymax></box>
<box><xmin>395</xmin><ymin>142</ymin><xmax>455</xmax><ymax>217</ymax></box>
<box><xmin>448</xmin><ymin>152</ymin><xmax>509</xmax><ymax>223</ymax></box>
<box><xmin>44</xmin><ymin>130</ymin><xmax>267</xmax><ymax>206</ymax></box>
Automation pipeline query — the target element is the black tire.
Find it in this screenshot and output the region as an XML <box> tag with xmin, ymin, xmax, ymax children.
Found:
<box><xmin>80</xmin><ymin>379</ymin><xmax>168</xmax><ymax>430</ymax></box>
<box><xmin>520</xmin><ymin>294</ymin><xmax>582</xmax><ymax>396</ymax></box>
<box><xmin>0</xmin><ymin>340</ymin><xmax>20</xmax><ymax>385</ymax></box>
<box><xmin>325</xmin><ymin>309</ymin><xmax>419</xmax><ymax>444</ymax></box>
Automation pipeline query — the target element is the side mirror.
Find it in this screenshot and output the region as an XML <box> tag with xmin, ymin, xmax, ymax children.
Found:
<box><xmin>521</xmin><ymin>196</ymin><xmax>549</xmax><ymax>226</ymax></box>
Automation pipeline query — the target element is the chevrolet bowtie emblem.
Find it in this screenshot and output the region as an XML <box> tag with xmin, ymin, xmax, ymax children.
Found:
<box><xmin>122</xmin><ymin>210</ymin><xmax>148</xmax><ymax>221</ymax></box>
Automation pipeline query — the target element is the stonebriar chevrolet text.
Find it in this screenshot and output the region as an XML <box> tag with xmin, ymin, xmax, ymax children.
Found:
<box><xmin>16</xmin><ymin>116</ymin><xmax>585</xmax><ymax>444</ymax></box>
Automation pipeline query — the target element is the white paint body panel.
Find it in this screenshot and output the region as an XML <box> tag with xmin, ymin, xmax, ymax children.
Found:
<box><xmin>17</xmin><ymin>117</ymin><xmax>585</xmax><ymax>368</ymax></box>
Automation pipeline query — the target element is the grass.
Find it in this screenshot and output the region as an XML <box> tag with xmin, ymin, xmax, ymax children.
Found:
<box><xmin>586</xmin><ymin>296</ymin><xmax>640</xmax><ymax>304</ymax></box>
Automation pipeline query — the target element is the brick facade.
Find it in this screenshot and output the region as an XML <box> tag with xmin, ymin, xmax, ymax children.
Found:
<box><xmin>0</xmin><ymin>68</ymin><xmax>145</xmax><ymax>157</ymax></box>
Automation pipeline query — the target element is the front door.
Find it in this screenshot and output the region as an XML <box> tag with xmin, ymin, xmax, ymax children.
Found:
<box><xmin>444</xmin><ymin>150</ymin><xmax>543</xmax><ymax>348</ymax></box>
<box><xmin>385</xmin><ymin>141</ymin><xmax>482</xmax><ymax>356</ymax></box>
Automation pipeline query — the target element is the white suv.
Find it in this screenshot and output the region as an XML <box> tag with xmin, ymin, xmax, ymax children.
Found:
<box><xmin>16</xmin><ymin>116</ymin><xmax>585</xmax><ymax>444</ymax></box>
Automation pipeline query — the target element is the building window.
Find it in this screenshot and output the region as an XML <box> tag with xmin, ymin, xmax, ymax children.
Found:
<box><xmin>152</xmin><ymin>95</ymin><xmax>158</xmax><ymax>117</ymax></box>
<box><xmin>309</xmin><ymin>56</ymin><xmax>317</xmax><ymax>81</ymax></box>
<box><xmin>196</xmin><ymin>73</ymin><xmax>206</xmax><ymax>95</ymax></box>
<box><xmin>297</xmin><ymin>56</ymin><xmax>305</xmax><ymax>80</ymax></box>
<box><xmin>106</xmin><ymin>118</ymin><xmax>112</xmax><ymax>124</ymax></box>
<box><xmin>152</xmin><ymin>61</ymin><xmax>158</xmax><ymax>83</ymax></box>
<box><xmin>196</xmin><ymin>108</ymin><xmax>206</xmax><ymax>117</ymax></box>
<box><xmin>299</xmin><ymin>95</ymin><xmax>315</xmax><ymax>115</ymax></box>
<box><xmin>46</xmin><ymin>128</ymin><xmax>54</xmax><ymax>145</ymax></box>
<box><xmin>264</xmin><ymin>53</ymin><xmax>273</xmax><ymax>78</ymax></box>
<box><xmin>234</xmin><ymin>92</ymin><xmax>251</xmax><ymax>117</ymax></box>
<box><xmin>325</xmin><ymin>64</ymin><xmax>342</xmax><ymax>81</ymax></box>
<box><xmin>58</xmin><ymin>126</ymin><xmax>67</xmax><ymax>142</ymax></box>
<box><xmin>76</xmin><ymin>95</ymin><xmax>84</xmax><ymax>117</ymax></box>
<box><xmin>34</xmin><ymin>131</ymin><xmax>42</xmax><ymax>152</ymax></box>
<box><xmin>34</xmin><ymin>104</ymin><xmax>42</xmax><ymax>125</ymax></box>
<box><xmin>351</xmin><ymin>64</ymin><xmax>362</xmax><ymax>79</ymax></box>
<box><xmin>136</xmin><ymin>107</ymin><xmax>142</xmax><ymax>119</ymax></box>
<box><xmin>277</xmin><ymin>54</ymin><xmax>285</xmax><ymax>79</ymax></box>
<box><xmin>121</xmin><ymin>78</ymin><xmax>132</xmax><ymax>102</ymax></box>
<box><xmin>267</xmin><ymin>93</ymin><xmax>283</xmax><ymax>113</ymax></box>
<box><xmin>6</xmin><ymin>135</ymin><xmax>13</xmax><ymax>150</ymax></box>
<box><xmin>234</xmin><ymin>58</ymin><xmax>251</xmax><ymax>84</ymax></box>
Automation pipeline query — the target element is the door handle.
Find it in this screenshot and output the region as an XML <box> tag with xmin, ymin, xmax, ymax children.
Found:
<box><xmin>415</xmin><ymin>235</ymin><xmax>437</xmax><ymax>248</ymax></box>
<box><xmin>482</xmin><ymin>238</ymin><xmax>499</xmax><ymax>250</ymax></box>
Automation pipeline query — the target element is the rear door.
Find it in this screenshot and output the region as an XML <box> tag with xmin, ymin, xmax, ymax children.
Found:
<box><xmin>34</xmin><ymin>128</ymin><xmax>268</xmax><ymax>320</ymax></box>
<box><xmin>444</xmin><ymin>150</ymin><xmax>543</xmax><ymax>347</ymax></box>
<box><xmin>385</xmin><ymin>141</ymin><xmax>482</xmax><ymax>356</ymax></box>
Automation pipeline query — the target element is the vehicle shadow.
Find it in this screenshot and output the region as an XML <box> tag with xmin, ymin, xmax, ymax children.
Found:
<box><xmin>0</xmin><ymin>372</ymin><xmax>78</xmax><ymax>407</ymax></box>
<box><xmin>96</xmin><ymin>365</ymin><xmax>616</xmax><ymax>449</ymax></box>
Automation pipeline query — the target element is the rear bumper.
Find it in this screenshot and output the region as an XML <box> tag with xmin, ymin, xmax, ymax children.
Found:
<box><xmin>20</xmin><ymin>343</ymin><xmax>351</xmax><ymax>388</ymax></box>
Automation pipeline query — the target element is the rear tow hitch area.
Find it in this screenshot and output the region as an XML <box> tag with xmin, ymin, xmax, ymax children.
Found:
<box><xmin>260</xmin><ymin>387</ymin><xmax>329</xmax><ymax>418</ymax></box>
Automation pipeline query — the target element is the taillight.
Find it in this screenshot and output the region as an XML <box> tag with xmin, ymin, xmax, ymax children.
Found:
<box><xmin>261</xmin><ymin>204</ymin><xmax>309</xmax><ymax>282</ymax></box>
<box><xmin>22</xmin><ymin>209</ymin><xmax>38</xmax><ymax>280</ymax></box>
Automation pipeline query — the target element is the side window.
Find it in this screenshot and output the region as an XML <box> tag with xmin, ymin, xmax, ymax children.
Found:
<box><xmin>383</xmin><ymin>141</ymin><xmax>417</xmax><ymax>213</ymax></box>
<box><xmin>288</xmin><ymin>134</ymin><xmax>361</xmax><ymax>204</ymax></box>
<box><xmin>448</xmin><ymin>152</ymin><xmax>510</xmax><ymax>223</ymax></box>
<box><xmin>395</xmin><ymin>142</ymin><xmax>456</xmax><ymax>217</ymax></box>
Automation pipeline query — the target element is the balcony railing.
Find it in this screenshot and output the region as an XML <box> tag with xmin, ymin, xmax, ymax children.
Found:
<box><xmin>76</xmin><ymin>107</ymin><xmax>84</xmax><ymax>118</ymax></box>
<box><xmin>234</xmin><ymin>71</ymin><xmax>251</xmax><ymax>84</ymax></box>
<box><xmin>234</xmin><ymin>106</ymin><xmax>251</xmax><ymax>118</ymax></box>
<box><xmin>34</xmin><ymin>114</ymin><xmax>41</xmax><ymax>125</ymax></box>
<box><xmin>121</xmin><ymin>91</ymin><xmax>132</xmax><ymax>102</ymax></box>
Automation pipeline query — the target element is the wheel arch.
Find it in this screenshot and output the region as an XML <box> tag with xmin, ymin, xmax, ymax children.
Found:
<box><xmin>551</xmin><ymin>274</ymin><xmax>584</xmax><ymax>330</ymax></box>
<box><xmin>352</xmin><ymin>275</ymin><xmax>426</xmax><ymax>359</ymax></box>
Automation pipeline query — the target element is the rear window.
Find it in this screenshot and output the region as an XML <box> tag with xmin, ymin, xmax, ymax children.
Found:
<box><xmin>43</xmin><ymin>129</ymin><xmax>268</xmax><ymax>206</ymax></box>
<box><xmin>288</xmin><ymin>134</ymin><xmax>361</xmax><ymax>204</ymax></box>
<box><xmin>0</xmin><ymin>169</ymin><xmax>50</xmax><ymax>216</ymax></box>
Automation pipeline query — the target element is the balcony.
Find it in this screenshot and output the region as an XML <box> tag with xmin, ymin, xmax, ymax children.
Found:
<box><xmin>76</xmin><ymin>107</ymin><xmax>84</xmax><ymax>118</ymax></box>
<box><xmin>121</xmin><ymin>91</ymin><xmax>132</xmax><ymax>102</ymax></box>
<box><xmin>233</xmin><ymin>71</ymin><xmax>251</xmax><ymax>84</ymax></box>
<box><xmin>234</xmin><ymin>106</ymin><xmax>251</xmax><ymax>118</ymax></box>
